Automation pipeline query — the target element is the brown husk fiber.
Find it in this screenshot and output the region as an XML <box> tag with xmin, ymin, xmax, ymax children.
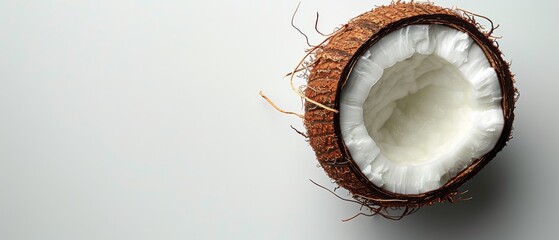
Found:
<box><xmin>303</xmin><ymin>2</ymin><xmax>515</xmax><ymax>217</ymax></box>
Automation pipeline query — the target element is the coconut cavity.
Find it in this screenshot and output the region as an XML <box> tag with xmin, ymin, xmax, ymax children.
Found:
<box><xmin>339</xmin><ymin>25</ymin><xmax>504</xmax><ymax>194</ymax></box>
<box><xmin>365</xmin><ymin>54</ymin><xmax>474</xmax><ymax>165</ymax></box>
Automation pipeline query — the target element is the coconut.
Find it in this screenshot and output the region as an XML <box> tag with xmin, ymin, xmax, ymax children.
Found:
<box><xmin>301</xmin><ymin>2</ymin><xmax>516</xmax><ymax>219</ymax></box>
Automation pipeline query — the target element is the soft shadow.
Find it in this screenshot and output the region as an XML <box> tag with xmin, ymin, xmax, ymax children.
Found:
<box><xmin>414</xmin><ymin>153</ymin><xmax>511</xmax><ymax>222</ymax></box>
<box><xmin>360</xmin><ymin>143</ymin><xmax>526</xmax><ymax>239</ymax></box>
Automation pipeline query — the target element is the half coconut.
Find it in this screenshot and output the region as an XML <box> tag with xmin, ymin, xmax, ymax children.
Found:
<box><xmin>303</xmin><ymin>2</ymin><xmax>515</xmax><ymax>217</ymax></box>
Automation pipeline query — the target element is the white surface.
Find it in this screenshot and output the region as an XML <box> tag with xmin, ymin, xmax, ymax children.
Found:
<box><xmin>340</xmin><ymin>25</ymin><xmax>503</xmax><ymax>194</ymax></box>
<box><xmin>0</xmin><ymin>0</ymin><xmax>557</xmax><ymax>240</ymax></box>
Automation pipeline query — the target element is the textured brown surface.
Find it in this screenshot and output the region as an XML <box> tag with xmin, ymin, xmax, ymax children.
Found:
<box><xmin>303</xmin><ymin>2</ymin><xmax>515</xmax><ymax>211</ymax></box>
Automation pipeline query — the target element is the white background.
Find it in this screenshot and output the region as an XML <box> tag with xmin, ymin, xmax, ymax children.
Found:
<box><xmin>0</xmin><ymin>0</ymin><xmax>557</xmax><ymax>239</ymax></box>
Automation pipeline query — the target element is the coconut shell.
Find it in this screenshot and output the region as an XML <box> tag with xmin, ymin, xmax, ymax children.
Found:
<box><xmin>303</xmin><ymin>2</ymin><xmax>515</xmax><ymax>213</ymax></box>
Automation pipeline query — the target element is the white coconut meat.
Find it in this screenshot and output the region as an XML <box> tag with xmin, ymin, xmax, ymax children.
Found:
<box><xmin>339</xmin><ymin>25</ymin><xmax>504</xmax><ymax>194</ymax></box>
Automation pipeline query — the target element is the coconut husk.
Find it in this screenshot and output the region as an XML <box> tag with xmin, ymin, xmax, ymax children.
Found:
<box><xmin>302</xmin><ymin>1</ymin><xmax>516</xmax><ymax>218</ymax></box>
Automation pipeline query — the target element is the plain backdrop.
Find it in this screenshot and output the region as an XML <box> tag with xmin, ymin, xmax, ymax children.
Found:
<box><xmin>0</xmin><ymin>0</ymin><xmax>557</xmax><ymax>239</ymax></box>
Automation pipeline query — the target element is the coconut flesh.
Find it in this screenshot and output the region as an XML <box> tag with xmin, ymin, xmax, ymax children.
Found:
<box><xmin>339</xmin><ymin>24</ymin><xmax>504</xmax><ymax>194</ymax></box>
